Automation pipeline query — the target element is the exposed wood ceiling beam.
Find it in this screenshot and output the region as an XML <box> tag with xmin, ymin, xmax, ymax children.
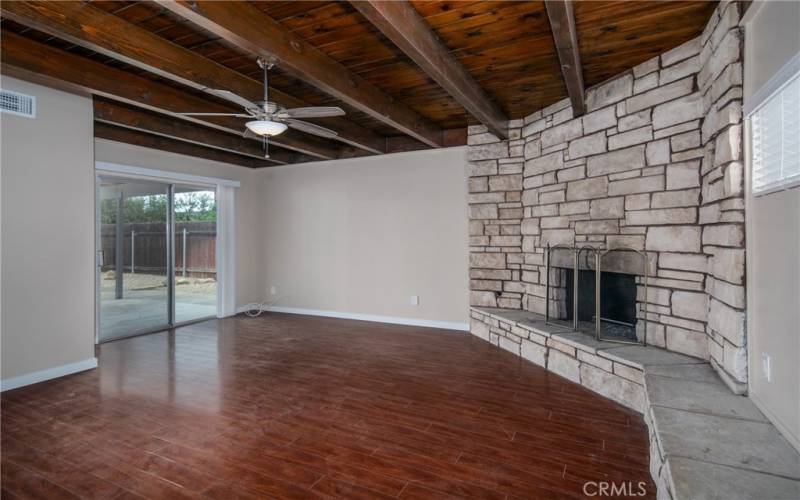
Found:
<box><xmin>351</xmin><ymin>1</ymin><xmax>508</xmax><ymax>140</ymax></box>
<box><xmin>545</xmin><ymin>0</ymin><xmax>586</xmax><ymax>116</ymax></box>
<box><xmin>155</xmin><ymin>0</ymin><xmax>445</xmax><ymax>147</ymax></box>
<box><xmin>0</xmin><ymin>1</ymin><xmax>384</xmax><ymax>155</ymax></box>
<box><xmin>95</xmin><ymin>122</ymin><xmax>272</xmax><ymax>169</ymax></box>
<box><xmin>0</xmin><ymin>30</ymin><xmax>339</xmax><ymax>161</ymax></box>
<box><xmin>94</xmin><ymin>99</ymin><xmax>311</xmax><ymax>165</ymax></box>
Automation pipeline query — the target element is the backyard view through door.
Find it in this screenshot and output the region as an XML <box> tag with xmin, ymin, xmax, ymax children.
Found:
<box><xmin>97</xmin><ymin>176</ymin><xmax>217</xmax><ymax>341</ymax></box>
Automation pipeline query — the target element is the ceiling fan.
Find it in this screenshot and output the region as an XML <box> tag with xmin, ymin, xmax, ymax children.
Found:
<box><xmin>179</xmin><ymin>58</ymin><xmax>345</xmax><ymax>158</ymax></box>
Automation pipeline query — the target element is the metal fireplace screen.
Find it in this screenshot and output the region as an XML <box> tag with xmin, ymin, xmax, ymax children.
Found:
<box><xmin>544</xmin><ymin>244</ymin><xmax>649</xmax><ymax>346</ymax></box>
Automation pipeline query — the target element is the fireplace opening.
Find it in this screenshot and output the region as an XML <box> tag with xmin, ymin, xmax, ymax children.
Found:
<box><xmin>564</xmin><ymin>269</ymin><xmax>638</xmax><ymax>342</ymax></box>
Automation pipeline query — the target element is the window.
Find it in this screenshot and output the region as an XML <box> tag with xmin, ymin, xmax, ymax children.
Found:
<box><xmin>749</xmin><ymin>70</ymin><xmax>800</xmax><ymax>195</ymax></box>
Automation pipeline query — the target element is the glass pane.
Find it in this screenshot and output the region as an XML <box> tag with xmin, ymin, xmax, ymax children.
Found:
<box><xmin>98</xmin><ymin>176</ymin><xmax>169</xmax><ymax>341</ymax></box>
<box><xmin>173</xmin><ymin>185</ymin><xmax>217</xmax><ymax>323</ymax></box>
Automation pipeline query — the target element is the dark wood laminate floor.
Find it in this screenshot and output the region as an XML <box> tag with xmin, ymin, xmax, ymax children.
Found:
<box><xmin>1</xmin><ymin>313</ymin><xmax>655</xmax><ymax>499</ymax></box>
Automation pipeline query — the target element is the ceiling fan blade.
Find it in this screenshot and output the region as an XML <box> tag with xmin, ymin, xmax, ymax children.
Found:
<box><xmin>209</xmin><ymin>89</ymin><xmax>262</xmax><ymax>112</ymax></box>
<box><xmin>278</xmin><ymin>106</ymin><xmax>345</xmax><ymax>118</ymax></box>
<box><xmin>284</xmin><ymin>118</ymin><xmax>338</xmax><ymax>138</ymax></box>
<box><xmin>179</xmin><ymin>112</ymin><xmax>252</xmax><ymax>117</ymax></box>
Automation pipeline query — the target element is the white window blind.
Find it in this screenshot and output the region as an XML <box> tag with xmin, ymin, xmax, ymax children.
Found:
<box><xmin>750</xmin><ymin>72</ymin><xmax>800</xmax><ymax>195</ymax></box>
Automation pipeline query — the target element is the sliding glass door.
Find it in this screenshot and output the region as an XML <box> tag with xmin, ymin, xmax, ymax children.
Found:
<box><xmin>97</xmin><ymin>176</ymin><xmax>217</xmax><ymax>342</ymax></box>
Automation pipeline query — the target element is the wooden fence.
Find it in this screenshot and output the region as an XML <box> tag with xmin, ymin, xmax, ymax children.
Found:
<box><xmin>100</xmin><ymin>221</ymin><xmax>216</xmax><ymax>278</ymax></box>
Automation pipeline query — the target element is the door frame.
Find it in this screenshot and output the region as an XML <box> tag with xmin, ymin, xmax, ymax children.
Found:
<box><xmin>94</xmin><ymin>162</ymin><xmax>240</xmax><ymax>344</ymax></box>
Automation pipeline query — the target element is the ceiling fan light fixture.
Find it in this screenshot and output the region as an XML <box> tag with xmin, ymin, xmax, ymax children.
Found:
<box><xmin>245</xmin><ymin>119</ymin><xmax>288</xmax><ymax>136</ymax></box>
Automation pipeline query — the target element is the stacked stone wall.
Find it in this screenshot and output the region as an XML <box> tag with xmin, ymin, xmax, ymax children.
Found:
<box><xmin>468</xmin><ymin>1</ymin><xmax>747</xmax><ymax>391</ymax></box>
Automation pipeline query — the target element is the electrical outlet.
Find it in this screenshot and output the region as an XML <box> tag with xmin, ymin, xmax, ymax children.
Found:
<box><xmin>410</xmin><ymin>295</ymin><xmax>419</xmax><ymax>306</ymax></box>
<box><xmin>762</xmin><ymin>353</ymin><xmax>772</xmax><ymax>383</ymax></box>
<box><xmin>270</xmin><ymin>286</ymin><xmax>277</xmax><ymax>296</ymax></box>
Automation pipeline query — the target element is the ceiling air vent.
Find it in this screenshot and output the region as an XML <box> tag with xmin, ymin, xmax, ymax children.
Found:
<box><xmin>0</xmin><ymin>89</ymin><xmax>36</xmax><ymax>118</ymax></box>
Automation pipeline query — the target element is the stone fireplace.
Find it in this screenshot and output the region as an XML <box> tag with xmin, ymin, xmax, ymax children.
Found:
<box><xmin>467</xmin><ymin>0</ymin><xmax>747</xmax><ymax>393</ymax></box>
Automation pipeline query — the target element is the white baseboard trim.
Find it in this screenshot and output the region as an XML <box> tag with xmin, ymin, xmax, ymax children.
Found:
<box><xmin>236</xmin><ymin>305</ymin><xmax>469</xmax><ymax>332</ymax></box>
<box><xmin>1</xmin><ymin>357</ymin><xmax>98</xmax><ymax>392</ymax></box>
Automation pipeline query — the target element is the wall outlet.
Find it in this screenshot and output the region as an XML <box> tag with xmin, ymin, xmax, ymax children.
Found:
<box><xmin>410</xmin><ymin>295</ymin><xmax>419</xmax><ymax>306</ymax></box>
<box><xmin>762</xmin><ymin>353</ymin><xmax>772</xmax><ymax>383</ymax></box>
<box><xmin>270</xmin><ymin>286</ymin><xmax>277</xmax><ymax>296</ymax></box>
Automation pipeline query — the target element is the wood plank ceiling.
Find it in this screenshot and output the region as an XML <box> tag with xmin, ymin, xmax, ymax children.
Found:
<box><xmin>0</xmin><ymin>1</ymin><xmax>717</xmax><ymax>167</ymax></box>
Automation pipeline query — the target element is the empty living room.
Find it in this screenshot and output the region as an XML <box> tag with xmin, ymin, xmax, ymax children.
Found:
<box><xmin>1</xmin><ymin>1</ymin><xmax>799</xmax><ymax>498</ymax></box>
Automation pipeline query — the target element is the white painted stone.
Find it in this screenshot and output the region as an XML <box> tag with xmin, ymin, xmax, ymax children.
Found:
<box><xmin>580</xmin><ymin>363</ymin><xmax>644</xmax><ymax>411</ymax></box>
<box><xmin>559</xmin><ymin>200</ymin><xmax>590</xmax><ymax>215</ymax></box>
<box><xmin>567</xmin><ymin>131</ymin><xmax>606</xmax><ymax>158</ymax></box>
<box><xmin>652</xmin><ymin>188</ymin><xmax>701</xmax><ymax>208</ymax></box>
<box><xmin>583</xmin><ymin>106</ymin><xmax>618</xmax><ymax>134</ymax></box>
<box><xmin>540</xmin><ymin>228</ymin><xmax>575</xmax><ymax>247</ymax></box>
<box><xmin>524</xmin><ymin>151</ymin><xmax>563</xmax><ymax>176</ymax></box>
<box><xmin>626</xmin><ymin>208</ymin><xmax>697</xmax><ymax>226</ymax></box>
<box><xmin>625</xmin><ymin>193</ymin><xmax>651</xmax><ymax>210</ymax></box>
<box><xmin>672</xmin><ymin>291</ymin><xmax>709</xmax><ymax>321</ymax></box>
<box><xmin>666</xmin><ymin>161</ymin><xmax>701</xmax><ymax>189</ymax></box>
<box><xmin>468</xmin><ymin>160</ymin><xmax>497</xmax><ymax>176</ymax></box>
<box><xmin>626</xmin><ymin>77</ymin><xmax>694</xmax><ymax>113</ymax></box>
<box><xmin>522</xmin><ymin>118</ymin><xmax>546</xmax><ymax>138</ymax></box>
<box><xmin>470</xmin><ymin>252</ymin><xmax>506</xmax><ymax>269</ymax></box>
<box><xmin>671</xmin><ymin>131</ymin><xmax>701</xmax><ymax>152</ymax></box>
<box><xmin>619</xmin><ymin>110</ymin><xmax>652</xmax><ymax>132</ymax></box>
<box><xmin>470</xmin><ymin>290</ymin><xmax>498</xmax><ymax>307</ymax></box>
<box><xmin>661</xmin><ymin>36</ymin><xmax>702</xmax><ymax>67</ymax></box>
<box><xmin>607</xmin><ymin>234</ymin><xmax>645</xmax><ymax>250</ymax></box>
<box><xmin>723</xmin><ymin>340</ymin><xmax>748</xmax><ymax>382</ymax></box>
<box><xmin>575</xmin><ymin>219</ymin><xmax>619</xmax><ymax>235</ymax></box>
<box><xmin>548</xmin><ymin>349</ymin><xmax>581</xmax><ymax>383</ymax></box>
<box><xmin>646</xmin><ymin>139</ymin><xmax>671</xmax><ymax>166</ymax></box>
<box><xmin>646</xmin><ymin>226</ymin><xmax>702</xmax><ymax>252</ymax></box>
<box><xmin>586</xmin><ymin>74</ymin><xmax>634</xmax><ymax>111</ymax></box>
<box><xmin>609</xmin><ymin>126</ymin><xmax>653</xmax><ymax>150</ymax></box>
<box><xmin>714</xmin><ymin>125</ymin><xmax>742</xmax><ymax>166</ymax></box>
<box><xmin>468</xmin><ymin>142</ymin><xmax>509</xmax><ymax>161</ymax></box>
<box><xmin>468</xmin><ymin>131</ymin><xmax>503</xmax><ymax>145</ymax></box>
<box><xmin>566</xmin><ymin>177</ymin><xmax>609</xmax><ymax>200</ymax></box>
<box><xmin>666</xmin><ymin>326</ymin><xmax>709</xmax><ymax>359</ymax></box>
<box><xmin>659</xmin><ymin>55</ymin><xmax>700</xmax><ymax>85</ymax></box>
<box><xmin>587</xmin><ymin>144</ymin><xmax>646</xmax><ymax>177</ymax></box>
<box><xmin>708</xmin><ymin>298</ymin><xmax>745</xmax><ymax>345</ymax></box>
<box><xmin>541</xmin><ymin>119</ymin><xmax>583</xmax><ymax>149</ymax></box>
<box><xmin>653</xmin><ymin>93</ymin><xmax>704</xmax><ymax>129</ymax></box>
<box><xmin>709</xmin><ymin>248</ymin><xmax>744</xmax><ymax>284</ymax></box>
<box><xmin>633</xmin><ymin>57</ymin><xmax>660</xmax><ymax>78</ymax></box>
<box><xmin>557</xmin><ymin>165</ymin><xmax>586</xmax><ymax>183</ymax></box>
<box><xmin>469</xmin><ymin>203</ymin><xmax>499</xmax><ymax>219</ymax></box>
<box><xmin>590</xmin><ymin>197</ymin><xmax>625</xmax><ymax>219</ymax></box>
<box><xmin>634</xmin><ymin>73</ymin><xmax>659</xmax><ymax>94</ymax></box>
<box><xmin>521</xmin><ymin>339</ymin><xmax>547</xmax><ymax>367</ymax></box>
<box><xmin>489</xmin><ymin>174</ymin><xmax>522</xmax><ymax>192</ymax></box>
<box><xmin>708</xmin><ymin>277</ymin><xmax>745</xmax><ymax>309</ymax></box>
<box><xmin>520</xmin><ymin>218</ymin><xmax>540</xmax><ymax>235</ymax></box>
<box><xmin>541</xmin><ymin>215</ymin><xmax>569</xmax><ymax>229</ymax></box>
<box><xmin>703</xmin><ymin>224</ymin><xmax>744</xmax><ymax>247</ymax></box>
<box><xmin>523</xmin><ymin>139</ymin><xmax>542</xmax><ymax>159</ymax></box>
<box><xmin>499</xmin><ymin>336</ymin><xmax>520</xmax><ymax>355</ymax></box>
<box><xmin>608</xmin><ymin>175</ymin><xmax>665</xmax><ymax>196</ymax></box>
<box><xmin>660</xmin><ymin>252</ymin><xmax>708</xmax><ymax>272</ymax></box>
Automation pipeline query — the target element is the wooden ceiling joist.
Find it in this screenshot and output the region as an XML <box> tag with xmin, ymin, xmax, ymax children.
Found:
<box><xmin>0</xmin><ymin>30</ymin><xmax>339</xmax><ymax>161</ymax></box>
<box><xmin>351</xmin><ymin>1</ymin><xmax>509</xmax><ymax>140</ymax></box>
<box><xmin>155</xmin><ymin>0</ymin><xmax>446</xmax><ymax>147</ymax></box>
<box><xmin>94</xmin><ymin>99</ymin><xmax>307</xmax><ymax>165</ymax></box>
<box><xmin>94</xmin><ymin>122</ymin><xmax>272</xmax><ymax>169</ymax></box>
<box><xmin>545</xmin><ymin>0</ymin><xmax>586</xmax><ymax>116</ymax></box>
<box><xmin>0</xmin><ymin>0</ymin><xmax>385</xmax><ymax>155</ymax></box>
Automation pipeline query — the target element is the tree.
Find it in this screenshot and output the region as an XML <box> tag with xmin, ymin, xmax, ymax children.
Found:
<box><xmin>101</xmin><ymin>192</ymin><xmax>216</xmax><ymax>224</ymax></box>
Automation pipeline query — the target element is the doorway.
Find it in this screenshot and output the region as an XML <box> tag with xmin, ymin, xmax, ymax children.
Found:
<box><xmin>96</xmin><ymin>175</ymin><xmax>218</xmax><ymax>342</ymax></box>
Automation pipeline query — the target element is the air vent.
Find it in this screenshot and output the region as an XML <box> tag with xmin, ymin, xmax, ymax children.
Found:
<box><xmin>0</xmin><ymin>89</ymin><xmax>36</xmax><ymax>118</ymax></box>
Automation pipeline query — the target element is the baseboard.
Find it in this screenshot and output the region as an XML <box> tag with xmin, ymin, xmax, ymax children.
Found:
<box><xmin>1</xmin><ymin>357</ymin><xmax>98</xmax><ymax>392</ymax></box>
<box><xmin>236</xmin><ymin>305</ymin><xmax>469</xmax><ymax>332</ymax></box>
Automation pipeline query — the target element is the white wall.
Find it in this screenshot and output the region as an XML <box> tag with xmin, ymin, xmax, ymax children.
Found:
<box><xmin>1</xmin><ymin>77</ymin><xmax>96</xmax><ymax>384</ymax></box>
<box><xmin>258</xmin><ymin>148</ymin><xmax>470</xmax><ymax>327</ymax></box>
<box><xmin>743</xmin><ymin>0</ymin><xmax>800</xmax><ymax>450</ymax></box>
<box><xmin>94</xmin><ymin>139</ymin><xmax>265</xmax><ymax>307</ymax></box>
